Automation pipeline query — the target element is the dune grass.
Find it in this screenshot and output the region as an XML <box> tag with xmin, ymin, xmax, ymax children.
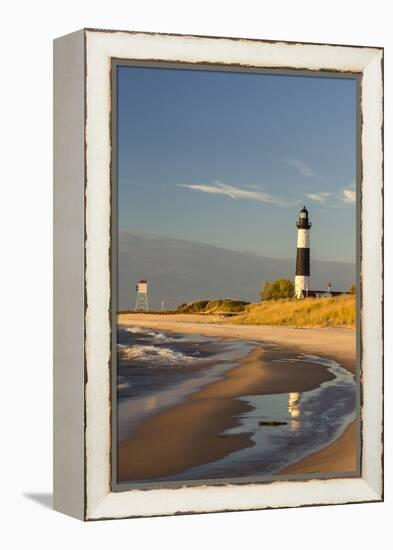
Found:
<box><xmin>177</xmin><ymin>298</ymin><xmax>249</xmax><ymax>314</ymax></box>
<box><xmin>227</xmin><ymin>295</ymin><xmax>356</xmax><ymax>328</ymax></box>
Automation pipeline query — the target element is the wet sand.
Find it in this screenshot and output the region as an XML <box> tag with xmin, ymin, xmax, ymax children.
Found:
<box><xmin>117</xmin><ymin>314</ymin><xmax>357</xmax><ymax>481</ymax></box>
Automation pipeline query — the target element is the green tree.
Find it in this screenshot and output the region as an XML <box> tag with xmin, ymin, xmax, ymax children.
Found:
<box><xmin>260</xmin><ymin>278</ymin><xmax>295</xmax><ymax>301</ymax></box>
<box><xmin>348</xmin><ymin>284</ymin><xmax>356</xmax><ymax>295</ymax></box>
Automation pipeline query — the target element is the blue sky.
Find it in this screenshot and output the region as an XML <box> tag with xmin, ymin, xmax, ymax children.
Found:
<box><xmin>117</xmin><ymin>66</ymin><xmax>357</xmax><ymax>262</ymax></box>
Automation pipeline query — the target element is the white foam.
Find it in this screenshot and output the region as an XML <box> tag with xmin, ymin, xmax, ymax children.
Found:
<box><xmin>124</xmin><ymin>326</ymin><xmax>152</xmax><ymax>335</ymax></box>
<box><xmin>124</xmin><ymin>326</ymin><xmax>192</xmax><ymax>343</ymax></box>
<box><xmin>117</xmin><ymin>344</ymin><xmax>200</xmax><ymax>365</ymax></box>
<box><xmin>124</xmin><ymin>326</ymin><xmax>166</xmax><ymax>338</ymax></box>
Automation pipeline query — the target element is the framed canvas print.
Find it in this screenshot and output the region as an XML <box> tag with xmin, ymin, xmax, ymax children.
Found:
<box><xmin>53</xmin><ymin>29</ymin><xmax>383</xmax><ymax>520</ymax></box>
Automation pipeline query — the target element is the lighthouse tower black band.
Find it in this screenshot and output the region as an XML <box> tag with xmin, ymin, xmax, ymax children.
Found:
<box><xmin>296</xmin><ymin>248</ymin><xmax>310</xmax><ymax>276</ymax></box>
<box><xmin>295</xmin><ymin>206</ymin><xmax>311</xmax><ymax>278</ymax></box>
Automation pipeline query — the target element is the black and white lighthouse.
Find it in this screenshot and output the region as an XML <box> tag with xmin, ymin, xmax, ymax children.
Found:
<box><xmin>295</xmin><ymin>206</ymin><xmax>312</xmax><ymax>298</ymax></box>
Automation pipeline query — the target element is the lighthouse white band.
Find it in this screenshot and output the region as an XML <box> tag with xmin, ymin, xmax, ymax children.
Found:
<box><xmin>295</xmin><ymin>275</ymin><xmax>309</xmax><ymax>299</ymax></box>
<box><xmin>297</xmin><ymin>228</ymin><xmax>310</xmax><ymax>248</ymax></box>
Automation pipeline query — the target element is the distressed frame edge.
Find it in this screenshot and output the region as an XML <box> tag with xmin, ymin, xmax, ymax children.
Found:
<box><xmin>88</xmin><ymin>479</ymin><xmax>381</xmax><ymax>521</ymax></box>
<box><xmin>83</xmin><ymin>26</ymin><xmax>384</xmax><ymax>52</ymax></box>
<box><xmin>82</xmin><ymin>29</ymin><xmax>383</xmax><ymax>521</ymax></box>
<box><xmin>358</xmin><ymin>49</ymin><xmax>384</xmax><ymax>499</ymax></box>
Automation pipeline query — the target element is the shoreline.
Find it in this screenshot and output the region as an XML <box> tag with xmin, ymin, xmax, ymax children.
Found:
<box><xmin>117</xmin><ymin>314</ymin><xmax>357</xmax><ymax>481</ymax></box>
<box><xmin>118</xmin><ymin>313</ymin><xmax>356</xmax><ymax>374</ymax></box>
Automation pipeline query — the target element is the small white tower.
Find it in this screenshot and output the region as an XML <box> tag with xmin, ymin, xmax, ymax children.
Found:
<box><xmin>295</xmin><ymin>206</ymin><xmax>311</xmax><ymax>299</ymax></box>
<box><xmin>135</xmin><ymin>279</ymin><xmax>149</xmax><ymax>312</ymax></box>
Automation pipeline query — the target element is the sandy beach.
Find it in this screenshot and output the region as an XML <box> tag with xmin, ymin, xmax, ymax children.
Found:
<box><xmin>117</xmin><ymin>313</ymin><xmax>357</xmax><ymax>481</ymax></box>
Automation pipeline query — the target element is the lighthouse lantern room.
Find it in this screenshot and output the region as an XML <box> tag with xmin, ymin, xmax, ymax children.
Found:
<box><xmin>295</xmin><ymin>206</ymin><xmax>311</xmax><ymax>298</ymax></box>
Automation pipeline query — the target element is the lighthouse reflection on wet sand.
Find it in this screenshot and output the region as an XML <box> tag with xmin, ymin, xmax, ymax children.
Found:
<box><xmin>295</xmin><ymin>206</ymin><xmax>311</xmax><ymax>298</ymax></box>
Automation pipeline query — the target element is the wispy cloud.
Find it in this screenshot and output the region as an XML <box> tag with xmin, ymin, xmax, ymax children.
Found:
<box><xmin>178</xmin><ymin>179</ymin><xmax>355</xmax><ymax>209</ymax></box>
<box><xmin>177</xmin><ymin>181</ymin><xmax>280</xmax><ymax>204</ymax></box>
<box><xmin>283</xmin><ymin>158</ymin><xmax>315</xmax><ymax>177</ymax></box>
<box><xmin>305</xmin><ymin>192</ymin><xmax>331</xmax><ymax>203</ymax></box>
<box><xmin>342</xmin><ymin>188</ymin><xmax>356</xmax><ymax>203</ymax></box>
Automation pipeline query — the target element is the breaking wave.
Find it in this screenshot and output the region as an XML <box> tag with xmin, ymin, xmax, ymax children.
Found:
<box><xmin>117</xmin><ymin>343</ymin><xmax>200</xmax><ymax>366</ymax></box>
<box><xmin>124</xmin><ymin>326</ymin><xmax>190</xmax><ymax>343</ymax></box>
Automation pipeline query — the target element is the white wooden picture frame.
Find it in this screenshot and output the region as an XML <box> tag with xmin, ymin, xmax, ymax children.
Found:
<box><xmin>53</xmin><ymin>28</ymin><xmax>383</xmax><ymax>521</ymax></box>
